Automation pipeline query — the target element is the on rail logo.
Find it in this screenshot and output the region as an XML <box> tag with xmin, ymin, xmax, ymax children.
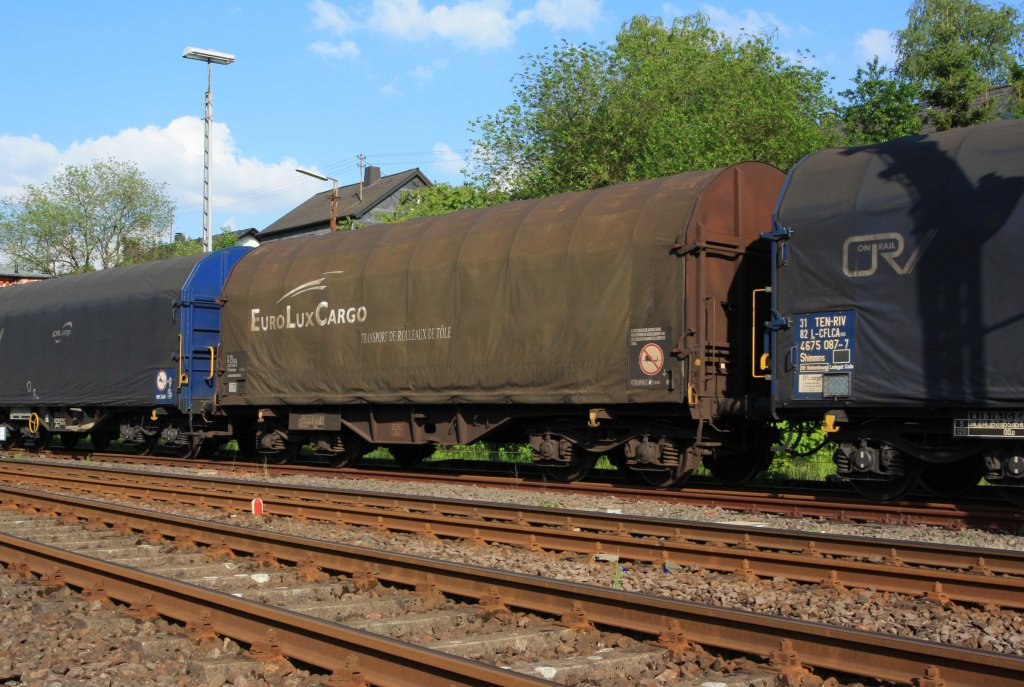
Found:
<box><xmin>842</xmin><ymin>230</ymin><xmax>938</xmax><ymax>278</ymax></box>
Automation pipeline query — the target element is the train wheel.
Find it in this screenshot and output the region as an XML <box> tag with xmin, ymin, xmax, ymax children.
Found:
<box><xmin>325</xmin><ymin>433</ymin><xmax>364</xmax><ymax>468</ymax></box>
<box><xmin>638</xmin><ymin>465</ymin><xmax>693</xmax><ymax>488</ymax></box>
<box><xmin>31</xmin><ymin>430</ymin><xmax>52</xmax><ymax>450</ymax></box>
<box><xmin>390</xmin><ymin>444</ymin><xmax>432</xmax><ymax>470</ymax></box>
<box><xmin>0</xmin><ymin>426</ymin><xmax>22</xmax><ymax>451</ymax></box>
<box><xmin>632</xmin><ymin>439</ymin><xmax>700</xmax><ymax>488</ymax></box>
<box><xmin>999</xmin><ymin>487</ymin><xmax>1024</xmax><ymax>508</ymax></box>
<box><xmin>263</xmin><ymin>442</ymin><xmax>300</xmax><ymax>465</ymax></box>
<box><xmin>544</xmin><ymin>451</ymin><xmax>597</xmax><ymax>482</ymax></box>
<box><xmin>59</xmin><ymin>433</ymin><xmax>80</xmax><ymax>450</ymax></box>
<box><xmin>705</xmin><ymin>452</ymin><xmax>766</xmax><ymax>485</ymax></box>
<box><xmin>89</xmin><ymin>431</ymin><xmax>113</xmax><ymax>451</ymax></box>
<box><xmin>917</xmin><ymin>460</ymin><xmax>983</xmax><ymax>499</ymax></box>
<box><xmin>849</xmin><ymin>474</ymin><xmax>916</xmax><ymax>501</ymax></box>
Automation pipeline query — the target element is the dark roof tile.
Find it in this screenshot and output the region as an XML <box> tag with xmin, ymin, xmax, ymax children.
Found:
<box><xmin>261</xmin><ymin>168</ymin><xmax>431</xmax><ymax>238</ymax></box>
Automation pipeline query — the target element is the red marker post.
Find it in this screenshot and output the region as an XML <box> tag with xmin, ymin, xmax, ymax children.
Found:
<box><xmin>251</xmin><ymin>497</ymin><xmax>264</xmax><ymax>516</ymax></box>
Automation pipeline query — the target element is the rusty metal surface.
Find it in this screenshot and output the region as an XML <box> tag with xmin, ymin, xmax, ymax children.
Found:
<box><xmin>25</xmin><ymin>448</ymin><xmax>1023</xmax><ymax>531</ymax></box>
<box><xmin>1</xmin><ymin>484</ymin><xmax>1021</xmax><ymax>687</ymax></box>
<box><xmin>0</xmin><ymin>532</ymin><xmax>552</xmax><ymax>687</ymax></box>
<box><xmin>219</xmin><ymin>164</ymin><xmax>783</xmax><ymax>412</ymax></box>
<box><xmin>3</xmin><ymin>459</ymin><xmax>1022</xmax><ymax>609</ymax></box>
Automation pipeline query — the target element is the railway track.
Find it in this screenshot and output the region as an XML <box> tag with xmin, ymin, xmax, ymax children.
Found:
<box><xmin>3</xmin><ymin>458</ymin><xmax>1023</xmax><ymax>611</ymax></box>
<box><xmin>11</xmin><ymin>448</ymin><xmax>1024</xmax><ymax>531</ymax></box>
<box><xmin>0</xmin><ymin>482</ymin><xmax>1022</xmax><ymax>686</ymax></box>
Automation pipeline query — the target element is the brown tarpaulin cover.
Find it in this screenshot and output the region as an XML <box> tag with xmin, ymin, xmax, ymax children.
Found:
<box><xmin>220</xmin><ymin>163</ymin><xmax>782</xmax><ymax>408</ymax></box>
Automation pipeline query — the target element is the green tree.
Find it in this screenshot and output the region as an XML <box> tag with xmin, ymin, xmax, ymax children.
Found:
<box><xmin>840</xmin><ymin>57</ymin><xmax>923</xmax><ymax>145</ymax></box>
<box><xmin>0</xmin><ymin>158</ymin><xmax>174</xmax><ymax>275</ymax></box>
<box><xmin>896</xmin><ymin>0</ymin><xmax>1023</xmax><ymax>130</ymax></box>
<box><xmin>1015</xmin><ymin>63</ymin><xmax>1024</xmax><ymax>117</ymax></box>
<box><xmin>128</xmin><ymin>226</ymin><xmax>239</xmax><ymax>264</ymax></box>
<box><xmin>381</xmin><ymin>183</ymin><xmax>510</xmax><ymax>223</ymax></box>
<box><xmin>468</xmin><ymin>14</ymin><xmax>840</xmax><ymax>198</ymax></box>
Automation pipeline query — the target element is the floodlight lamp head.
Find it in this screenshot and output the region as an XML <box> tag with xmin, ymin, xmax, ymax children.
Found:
<box><xmin>296</xmin><ymin>168</ymin><xmax>331</xmax><ymax>182</ymax></box>
<box><xmin>183</xmin><ymin>47</ymin><xmax>235</xmax><ymax>65</ymax></box>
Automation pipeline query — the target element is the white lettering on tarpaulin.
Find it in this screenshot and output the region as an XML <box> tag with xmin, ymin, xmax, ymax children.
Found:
<box><xmin>251</xmin><ymin>270</ymin><xmax>370</xmax><ymax>334</ymax></box>
<box><xmin>51</xmin><ymin>321</ymin><xmax>72</xmax><ymax>343</ymax></box>
<box><xmin>842</xmin><ymin>229</ymin><xmax>939</xmax><ymax>278</ymax></box>
<box><xmin>250</xmin><ymin>304</ymin><xmax>368</xmax><ymax>332</ymax></box>
<box><xmin>360</xmin><ymin>326</ymin><xmax>453</xmax><ymax>344</ymax></box>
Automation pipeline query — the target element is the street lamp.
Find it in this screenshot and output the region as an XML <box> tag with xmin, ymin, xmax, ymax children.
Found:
<box><xmin>296</xmin><ymin>168</ymin><xmax>339</xmax><ymax>232</ymax></box>
<box><xmin>183</xmin><ymin>46</ymin><xmax>235</xmax><ymax>252</ymax></box>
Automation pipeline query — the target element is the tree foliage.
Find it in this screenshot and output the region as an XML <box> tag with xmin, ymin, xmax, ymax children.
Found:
<box><xmin>127</xmin><ymin>226</ymin><xmax>240</xmax><ymax>264</ymax></box>
<box><xmin>381</xmin><ymin>183</ymin><xmax>511</xmax><ymax>223</ymax></box>
<box><xmin>840</xmin><ymin>57</ymin><xmax>923</xmax><ymax>145</ymax></box>
<box><xmin>896</xmin><ymin>0</ymin><xmax>1023</xmax><ymax>129</ymax></box>
<box><xmin>468</xmin><ymin>14</ymin><xmax>840</xmax><ymax>198</ymax></box>
<box><xmin>0</xmin><ymin>158</ymin><xmax>175</xmax><ymax>275</ymax></box>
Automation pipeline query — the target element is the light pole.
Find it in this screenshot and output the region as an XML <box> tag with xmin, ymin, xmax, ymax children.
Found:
<box><xmin>183</xmin><ymin>46</ymin><xmax>235</xmax><ymax>252</ymax></box>
<box><xmin>296</xmin><ymin>168</ymin><xmax>339</xmax><ymax>232</ymax></box>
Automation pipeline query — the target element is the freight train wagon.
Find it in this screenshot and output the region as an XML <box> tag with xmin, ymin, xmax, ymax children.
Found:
<box><xmin>768</xmin><ymin>119</ymin><xmax>1024</xmax><ymax>502</ymax></box>
<box><xmin>0</xmin><ymin>248</ymin><xmax>250</xmax><ymax>455</ymax></box>
<box><xmin>217</xmin><ymin>163</ymin><xmax>784</xmax><ymax>487</ymax></box>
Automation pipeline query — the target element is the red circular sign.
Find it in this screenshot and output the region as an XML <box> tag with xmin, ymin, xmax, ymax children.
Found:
<box><xmin>639</xmin><ymin>343</ymin><xmax>664</xmax><ymax>376</ymax></box>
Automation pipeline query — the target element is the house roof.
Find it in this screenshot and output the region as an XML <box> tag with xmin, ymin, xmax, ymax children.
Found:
<box><xmin>920</xmin><ymin>84</ymin><xmax>1019</xmax><ymax>133</ymax></box>
<box><xmin>228</xmin><ymin>227</ymin><xmax>260</xmax><ymax>241</ymax></box>
<box><xmin>260</xmin><ymin>168</ymin><xmax>431</xmax><ymax>239</ymax></box>
<box><xmin>0</xmin><ymin>265</ymin><xmax>48</xmax><ymax>280</ymax></box>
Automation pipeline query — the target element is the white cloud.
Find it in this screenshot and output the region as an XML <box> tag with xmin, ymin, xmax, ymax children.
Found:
<box><xmin>432</xmin><ymin>142</ymin><xmax>464</xmax><ymax>176</ymax></box>
<box><xmin>701</xmin><ymin>5</ymin><xmax>791</xmax><ymax>39</ymax></box>
<box><xmin>528</xmin><ymin>0</ymin><xmax>601</xmax><ymax>30</ymax></box>
<box><xmin>309</xmin><ymin>0</ymin><xmax>357</xmax><ymax>35</ymax></box>
<box><xmin>369</xmin><ymin>0</ymin><xmax>521</xmax><ymax>49</ymax></box>
<box><xmin>309</xmin><ymin>40</ymin><xmax>361</xmax><ymax>59</ymax></box>
<box><xmin>305</xmin><ymin>0</ymin><xmax>603</xmax><ymax>65</ymax></box>
<box><xmin>0</xmin><ymin>118</ymin><xmax>311</xmax><ymax>234</ymax></box>
<box><xmin>412</xmin><ymin>58</ymin><xmax>450</xmax><ymax>82</ymax></box>
<box><xmin>856</xmin><ymin>28</ymin><xmax>896</xmax><ymax>66</ymax></box>
<box><xmin>308</xmin><ymin>0</ymin><xmax>360</xmax><ymax>60</ymax></box>
<box><xmin>0</xmin><ymin>135</ymin><xmax>61</xmax><ymax>199</ymax></box>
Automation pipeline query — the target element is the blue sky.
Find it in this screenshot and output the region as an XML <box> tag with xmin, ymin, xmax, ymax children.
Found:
<box><xmin>0</xmin><ymin>1</ymin><xmax>911</xmax><ymax>238</ymax></box>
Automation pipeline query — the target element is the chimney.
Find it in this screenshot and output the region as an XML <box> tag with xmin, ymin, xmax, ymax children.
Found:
<box><xmin>364</xmin><ymin>165</ymin><xmax>381</xmax><ymax>186</ymax></box>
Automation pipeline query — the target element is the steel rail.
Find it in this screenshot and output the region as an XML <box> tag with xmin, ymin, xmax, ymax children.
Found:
<box><xmin>0</xmin><ymin>484</ymin><xmax>1020</xmax><ymax>687</ymax></box>
<box><xmin>0</xmin><ymin>532</ymin><xmax>553</xmax><ymax>687</ymax></box>
<box><xmin>9</xmin><ymin>459</ymin><xmax>1024</xmax><ymax>572</ymax></box>
<box><xmin>11</xmin><ymin>449</ymin><xmax>1024</xmax><ymax>530</ymax></box>
<box><xmin>3</xmin><ymin>459</ymin><xmax>1022</xmax><ymax>609</ymax></box>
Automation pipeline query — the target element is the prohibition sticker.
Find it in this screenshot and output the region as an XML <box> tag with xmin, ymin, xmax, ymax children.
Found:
<box><xmin>638</xmin><ymin>343</ymin><xmax>665</xmax><ymax>376</ymax></box>
<box><xmin>156</xmin><ymin>369</ymin><xmax>169</xmax><ymax>392</ymax></box>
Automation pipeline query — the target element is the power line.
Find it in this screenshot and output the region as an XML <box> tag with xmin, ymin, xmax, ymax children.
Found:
<box><xmin>175</xmin><ymin>149</ymin><xmax>472</xmax><ymax>219</ymax></box>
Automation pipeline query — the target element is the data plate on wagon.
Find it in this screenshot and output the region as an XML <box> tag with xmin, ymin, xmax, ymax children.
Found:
<box><xmin>953</xmin><ymin>411</ymin><xmax>1024</xmax><ymax>438</ymax></box>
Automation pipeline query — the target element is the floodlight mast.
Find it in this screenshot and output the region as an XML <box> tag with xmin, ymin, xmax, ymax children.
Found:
<box><xmin>183</xmin><ymin>47</ymin><xmax>235</xmax><ymax>252</ymax></box>
<box><xmin>296</xmin><ymin>168</ymin><xmax>340</xmax><ymax>232</ymax></box>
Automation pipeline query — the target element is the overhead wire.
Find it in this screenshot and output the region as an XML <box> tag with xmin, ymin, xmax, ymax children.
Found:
<box><xmin>175</xmin><ymin>149</ymin><xmax>472</xmax><ymax>221</ymax></box>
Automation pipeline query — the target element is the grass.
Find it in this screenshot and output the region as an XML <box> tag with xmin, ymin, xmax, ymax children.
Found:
<box><xmin>385</xmin><ymin>434</ymin><xmax>837</xmax><ymax>484</ymax></box>
<box><xmin>57</xmin><ymin>423</ymin><xmax>837</xmax><ymax>484</ymax></box>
